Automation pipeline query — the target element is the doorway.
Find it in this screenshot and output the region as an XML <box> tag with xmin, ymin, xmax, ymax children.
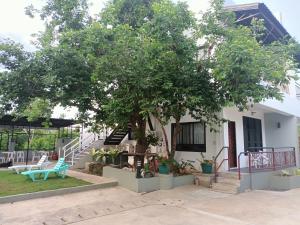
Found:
<box><xmin>228</xmin><ymin>121</ymin><xmax>237</xmax><ymax>168</ymax></box>
<box><xmin>243</xmin><ymin>116</ymin><xmax>263</xmax><ymax>151</ymax></box>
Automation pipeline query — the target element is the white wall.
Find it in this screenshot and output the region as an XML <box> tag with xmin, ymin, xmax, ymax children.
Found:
<box><xmin>265</xmin><ymin>113</ymin><xmax>299</xmax><ymax>166</ymax></box>
<box><xmin>223</xmin><ymin>107</ymin><xmax>266</xmax><ymax>168</ymax></box>
<box><xmin>152</xmin><ymin>113</ymin><xmax>223</xmax><ymax>170</ymax></box>
<box><xmin>264</xmin><ymin>114</ymin><xmax>298</xmax><ymax>148</ymax></box>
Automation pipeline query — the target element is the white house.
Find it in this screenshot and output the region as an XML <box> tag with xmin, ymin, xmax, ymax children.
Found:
<box><xmin>149</xmin><ymin>2</ymin><xmax>300</xmax><ymax>174</ymax></box>
<box><xmin>60</xmin><ymin>2</ymin><xmax>300</xmax><ymax>193</ymax></box>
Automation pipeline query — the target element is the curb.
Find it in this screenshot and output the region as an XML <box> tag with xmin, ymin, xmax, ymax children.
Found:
<box><xmin>0</xmin><ymin>181</ymin><xmax>118</xmax><ymax>204</ymax></box>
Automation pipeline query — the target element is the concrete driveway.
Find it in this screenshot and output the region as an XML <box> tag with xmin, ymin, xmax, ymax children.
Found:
<box><xmin>0</xmin><ymin>185</ymin><xmax>299</xmax><ymax>225</ymax></box>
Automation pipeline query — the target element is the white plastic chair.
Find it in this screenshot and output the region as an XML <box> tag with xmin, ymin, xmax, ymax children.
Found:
<box><xmin>252</xmin><ymin>152</ymin><xmax>271</xmax><ymax>168</ymax></box>
<box><xmin>16</xmin><ymin>151</ymin><xmax>25</xmax><ymax>163</ymax></box>
<box><xmin>31</xmin><ymin>151</ymin><xmax>41</xmax><ymax>162</ymax></box>
<box><xmin>9</xmin><ymin>155</ymin><xmax>50</xmax><ymax>174</ymax></box>
<box><xmin>0</xmin><ymin>153</ymin><xmax>5</xmax><ymax>163</ymax></box>
<box><xmin>6</xmin><ymin>152</ymin><xmax>15</xmax><ymax>163</ymax></box>
<box><xmin>40</xmin><ymin>151</ymin><xmax>50</xmax><ymax>160</ymax></box>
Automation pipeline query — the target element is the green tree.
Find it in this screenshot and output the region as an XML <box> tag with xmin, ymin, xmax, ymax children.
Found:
<box><xmin>0</xmin><ymin>0</ymin><xmax>298</xmax><ymax>161</ymax></box>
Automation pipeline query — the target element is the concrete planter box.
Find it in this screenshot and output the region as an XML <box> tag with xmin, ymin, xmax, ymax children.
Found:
<box><xmin>159</xmin><ymin>174</ymin><xmax>195</xmax><ymax>190</ymax></box>
<box><xmin>103</xmin><ymin>166</ymin><xmax>194</xmax><ymax>192</ymax></box>
<box><xmin>270</xmin><ymin>175</ymin><xmax>300</xmax><ymax>191</ymax></box>
<box><xmin>103</xmin><ymin>166</ymin><xmax>159</xmax><ymax>193</ymax></box>
<box><xmin>159</xmin><ymin>174</ymin><xmax>174</xmax><ymax>190</ymax></box>
<box><xmin>173</xmin><ymin>174</ymin><xmax>195</xmax><ymax>187</ymax></box>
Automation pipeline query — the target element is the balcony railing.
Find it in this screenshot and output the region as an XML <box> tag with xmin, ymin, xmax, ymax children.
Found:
<box><xmin>238</xmin><ymin>147</ymin><xmax>296</xmax><ymax>179</ymax></box>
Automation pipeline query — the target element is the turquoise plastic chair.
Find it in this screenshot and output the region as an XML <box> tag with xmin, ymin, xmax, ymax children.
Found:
<box><xmin>21</xmin><ymin>158</ymin><xmax>69</xmax><ymax>181</ymax></box>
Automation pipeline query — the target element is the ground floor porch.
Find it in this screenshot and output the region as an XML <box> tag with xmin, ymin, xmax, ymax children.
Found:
<box><xmin>151</xmin><ymin>105</ymin><xmax>300</xmax><ymax>174</ymax></box>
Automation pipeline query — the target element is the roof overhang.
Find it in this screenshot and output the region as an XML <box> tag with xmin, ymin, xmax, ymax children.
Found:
<box><xmin>225</xmin><ymin>3</ymin><xmax>300</xmax><ymax>64</ymax></box>
<box><xmin>225</xmin><ymin>3</ymin><xmax>289</xmax><ymax>43</ymax></box>
<box><xmin>0</xmin><ymin>115</ymin><xmax>77</xmax><ymax>129</ymax></box>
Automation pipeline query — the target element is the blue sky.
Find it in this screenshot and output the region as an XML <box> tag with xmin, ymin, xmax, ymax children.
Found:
<box><xmin>234</xmin><ymin>0</ymin><xmax>300</xmax><ymax>41</ymax></box>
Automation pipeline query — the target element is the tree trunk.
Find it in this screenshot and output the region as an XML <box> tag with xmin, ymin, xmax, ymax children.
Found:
<box><xmin>131</xmin><ymin>114</ymin><xmax>148</xmax><ymax>166</ymax></box>
<box><xmin>155</xmin><ymin>117</ymin><xmax>170</xmax><ymax>157</ymax></box>
<box><xmin>170</xmin><ymin>118</ymin><xmax>181</xmax><ymax>160</ymax></box>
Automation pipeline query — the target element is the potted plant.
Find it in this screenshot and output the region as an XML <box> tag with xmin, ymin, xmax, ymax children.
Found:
<box><xmin>178</xmin><ymin>160</ymin><xmax>195</xmax><ymax>175</ymax></box>
<box><xmin>51</xmin><ymin>151</ymin><xmax>58</xmax><ymax>160</ymax></box>
<box><xmin>108</xmin><ymin>147</ymin><xmax>121</xmax><ymax>165</ymax></box>
<box><xmin>158</xmin><ymin>156</ymin><xmax>170</xmax><ymax>174</ymax></box>
<box><xmin>91</xmin><ymin>148</ymin><xmax>106</xmax><ymax>163</ymax></box>
<box><xmin>198</xmin><ymin>152</ymin><xmax>213</xmax><ymax>174</ymax></box>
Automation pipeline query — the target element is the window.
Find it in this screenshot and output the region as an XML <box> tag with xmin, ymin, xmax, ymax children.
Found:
<box><xmin>171</xmin><ymin>122</ymin><xmax>206</xmax><ymax>152</ymax></box>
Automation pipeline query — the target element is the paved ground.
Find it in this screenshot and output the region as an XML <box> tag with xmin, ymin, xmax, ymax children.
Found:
<box><xmin>1</xmin><ymin>185</ymin><xmax>300</xmax><ymax>225</ymax></box>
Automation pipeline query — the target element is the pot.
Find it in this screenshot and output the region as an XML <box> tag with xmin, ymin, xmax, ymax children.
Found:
<box><xmin>159</xmin><ymin>164</ymin><xmax>170</xmax><ymax>174</ymax></box>
<box><xmin>201</xmin><ymin>163</ymin><xmax>213</xmax><ymax>174</ymax></box>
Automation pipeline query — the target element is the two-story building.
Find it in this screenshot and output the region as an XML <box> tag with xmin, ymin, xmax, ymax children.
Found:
<box><xmin>148</xmin><ymin>3</ymin><xmax>300</xmax><ymax>177</ymax></box>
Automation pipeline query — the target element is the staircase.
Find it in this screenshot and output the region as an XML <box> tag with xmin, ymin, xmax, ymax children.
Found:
<box><xmin>104</xmin><ymin>128</ymin><xmax>128</xmax><ymax>145</ymax></box>
<box><xmin>62</xmin><ymin>133</ymin><xmax>105</xmax><ymax>167</ymax></box>
<box><xmin>61</xmin><ymin>127</ymin><xmax>129</xmax><ymax>168</ymax></box>
<box><xmin>210</xmin><ymin>146</ymin><xmax>241</xmax><ymax>194</ymax></box>
<box><xmin>211</xmin><ymin>172</ymin><xmax>241</xmax><ymax>194</ymax></box>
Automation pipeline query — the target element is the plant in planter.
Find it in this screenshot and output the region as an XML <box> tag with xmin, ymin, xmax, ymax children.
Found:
<box><xmin>89</xmin><ymin>148</ymin><xmax>106</xmax><ymax>175</ymax></box>
<box><xmin>158</xmin><ymin>156</ymin><xmax>171</xmax><ymax>174</ymax></box>
<box><xmin>178</xmin><ymin>160</ymin><xmax>195</xmax><ymax>176</ymax></box>
<box><xmin>51</xmin><ymin>151</ymin><xmax>58</xmax><ymax>160</ymax></box>
<box><xmin>141</xmin><ymin>163</ymin><xmax>154</xmax><ymax>178</ymax></box>
<box><xmin>91</xmin><ymin>148</ymin><xmax>106</xmax><ymax>163</ymax></box>
<box><xmin>107</xmin><ymin>147</ymin><xmax>121</xmax><ymax>165</ymax></box>
<box><xmin>197</xmin><ymin>152</ymin><xmax>213</xmax><ymax>174</ymax></box>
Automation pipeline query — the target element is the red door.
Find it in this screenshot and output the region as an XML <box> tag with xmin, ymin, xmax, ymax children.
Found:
<box><xmin>228</xmin><ymin>121</ymin><xmax>237</xmax><ymax>168</ymax></box>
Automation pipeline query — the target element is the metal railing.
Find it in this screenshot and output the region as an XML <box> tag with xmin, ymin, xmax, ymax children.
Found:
<box><xmin>61</xmin><ymin>129</ymin><xmax>112</xmax><ymax>166</ymax></box>
<box><xmin>213</xmin><ymin>146</ymin><xmax>229</xmax><ymax>181</ymax></box>
<box><xmin>238</xmin><ymin>147</ymin><xmax>296</xmax><ymax>180</ymax></box>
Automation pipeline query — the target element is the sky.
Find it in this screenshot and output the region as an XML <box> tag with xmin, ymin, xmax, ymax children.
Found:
<box><xmin>1</xmin><ymin>0</ymin><xmax>298</xmax><ymax>50</ymax></box>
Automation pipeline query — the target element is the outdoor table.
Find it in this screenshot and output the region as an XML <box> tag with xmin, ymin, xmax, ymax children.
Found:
<box><xmin>119</xmin><ymin>152</ymin><xmax>158</xmax><ymax>176</ymax></box>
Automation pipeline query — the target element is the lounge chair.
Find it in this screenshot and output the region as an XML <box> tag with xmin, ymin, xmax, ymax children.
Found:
<box><xmin>8</xmin><ymin>155</ymin><xmax>49</xmax><ymax>174</ymax></box>
<box><xmin>21</xmin><ymin>158</ymin><xmax>69</xmax><ymax>181</ymax></box>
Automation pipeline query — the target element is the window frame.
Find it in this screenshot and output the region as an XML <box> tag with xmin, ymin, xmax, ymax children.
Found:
<box><xmin>171</xmin><ymin>122</ymin><xmax>206</xmax><ymax>152</ymax></box>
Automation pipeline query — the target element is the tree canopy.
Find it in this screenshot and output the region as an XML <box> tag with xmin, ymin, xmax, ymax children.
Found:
<box><xmin>0</xmin><ymin>0</ymin><xmax>298</xmax><ymax>157</ymax></box>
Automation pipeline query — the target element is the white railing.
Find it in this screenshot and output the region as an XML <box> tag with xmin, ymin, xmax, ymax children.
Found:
<box><xmin>61</xmin><ymin>128</ymin><xmax>112</xmax><ymax>166</ymax></box>
<box><xmin>62</xmin><ymin>133</ymin><xmax>96</xmax><ymax>165</ymax></box>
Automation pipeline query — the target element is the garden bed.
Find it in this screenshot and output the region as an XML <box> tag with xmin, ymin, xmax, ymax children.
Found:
<box><xmin>103</xmin><ymin>166</ymin><xmax>194</xmax><ymax>193</ymax></box>
<box><xmin>0</xmin><ymin>171</ymin><xmax>91</xmax><ymax>197</ymax></box>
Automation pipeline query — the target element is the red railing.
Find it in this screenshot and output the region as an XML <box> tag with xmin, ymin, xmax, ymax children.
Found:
<box><xmin>238</xmin><ymin>147</ymin><xmax>296</xmax><ymax>180</ymax></box>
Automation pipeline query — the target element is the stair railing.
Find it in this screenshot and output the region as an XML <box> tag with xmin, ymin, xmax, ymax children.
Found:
<box><xmin>61</xmin><ymin>128</ymin><xmax>114</xmax><ymax>166</ymax></box>
<box><xmin>62</xmin><ymin>133</ymin><xmax>97</xmax><ymax>166</ymax></box>
<box><xmin>213</xmin><ymin>146</ymin><xmax>229</xmax><ymax>182</ymax></box>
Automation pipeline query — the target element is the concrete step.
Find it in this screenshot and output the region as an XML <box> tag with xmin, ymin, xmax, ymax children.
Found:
<box><xmin>216</xmin><ymin>176</ymin><xmax>241</xmax><ymax>186</ymax></box>
<box><xmin>194</xmin><ymin>173</ymin><xmax>214</xmax><ymax>188</ymax></box>
<box><xmin>211</xmin><ymin>182</ymin><xmax>239</xmax><ymax>194</ymax></box>
<box><xmin>218</xmin><ymin>172</ymin><xmax>240</xmax><ymax>179</ymax></box>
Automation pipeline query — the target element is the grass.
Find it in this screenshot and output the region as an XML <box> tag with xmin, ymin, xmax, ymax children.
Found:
<box><xmin>0</xmin><ymin>170</ymin><xmax>91</xmax><ymax>197</ymax></box>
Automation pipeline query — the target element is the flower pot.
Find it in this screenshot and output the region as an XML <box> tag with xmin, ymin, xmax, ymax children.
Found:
<box><xmin>201</xmin><ymin>163</ymin><xmax>213</xmax><ymax>174</ymax></box>
<box><xmin>159</xmin><ymin>164</ymin><xmax>170</xmax><ymax>174</ymax></box>
<box><xmin>51</xmin><ymin>151</ymin><xmax>58</xmax><ymax>160</ymax></box>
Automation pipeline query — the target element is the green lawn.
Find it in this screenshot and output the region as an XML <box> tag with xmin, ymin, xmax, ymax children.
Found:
<box><xmin>0</xmin><ymin>171</ymin><xmax>91</xmax><ymax>197</ymax></box>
